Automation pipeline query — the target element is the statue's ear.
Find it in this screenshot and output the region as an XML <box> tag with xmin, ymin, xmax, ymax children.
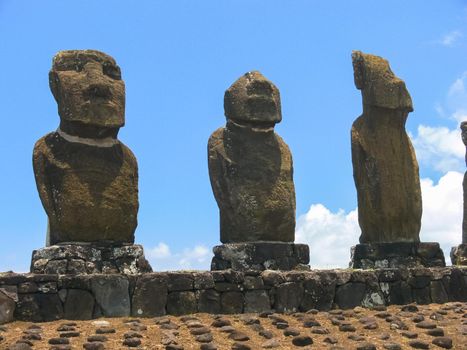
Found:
<box><xmin>352</xmin><ymin>51</ymin><xmax>365</xmax><ymax>90</ymax></box>
<box><xmin>49</xmin><ymin>70</ymin><xmax>60</xmax><ymax>102</ymax></box>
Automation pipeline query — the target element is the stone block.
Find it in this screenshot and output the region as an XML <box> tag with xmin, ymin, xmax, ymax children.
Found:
<box><xmin>221</xmin><ymin>291</ymin><xmax>243</xmax><ymax>314</ymax></box>
<box><xmin>244</xmin><ymin>290</ymin><xmax>271</xmax><ymax>313</ymax></box>
<box><xmin>274</xmin><ymin>282</ymin><xmax>303</xmax><ymax>313</ymax></box>
<box><xmin>64</xmin><ymin>289</ymin><xmax>94</xmax><ymax>320</ymax></box>
<box><xmin>335</xmin><ymin>282</ymin><xmax>366</xmax><ymax>309</ymax></box>
<box><xmin>197</xmin><ymin>289</ymin><xmax>220</xmax><ymax>314</ymax></box>
<box><xmin>167</xmin><ymin>291</ymin><xmax>197</xmax><ymax>315</ymax></box>
<box><xmin>131</xmin><ymin>274</ymin><xmax>167</xmax><ymax>317</ymax></box>
<box><xmin>91</xmin><ymin>275</ymin><xmax>130</xmax><ymax>317</ymax></box>
<box><xmin>0</xmin><ymin>288</ymin><xmax>16</xmax><ymax>324</ymax></box>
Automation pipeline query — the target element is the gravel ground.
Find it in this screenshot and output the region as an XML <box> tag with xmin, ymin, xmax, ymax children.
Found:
<box><xmin>1</xmin><ymin>302</ymin><xmax>466</xmax><ymax>349</ymax></box>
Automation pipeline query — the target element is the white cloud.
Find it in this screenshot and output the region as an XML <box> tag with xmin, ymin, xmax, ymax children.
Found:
<box><xmin>296</xmin><ymin>172</ymin><xmax>464</xmax><ymax>268</ymax></box>
<box><xmin>419</xmin><ymin>171</ymin><xmax>463</xmax><ymax>263</ymax></box>
<box><xmin>411</xmin><ymin>125</ymin><xmax>464</xmax><ymax>172</ymax></box>
<box><xmin>295</xmin><ymin>204</ymin><xmax>359</xmax><ymax>269</ymax></box>
<box><xmin>145</xmin><ymin>242</ymin><xmax>211</xmax><ymax>271</ymax></box>
<box><xmin>438</xmin><ymin>30</ymin><xmax>462</xmax><ymax>47</ymax></box>
<box><xmin>446</xmin><ymin>72</ymin><xmax>467</xmax><ymax>123</ymax></box>
<box><xmin>146</xmin><ymin>242</ymin><xmax>171</xmax><ymax>259</ymax></box>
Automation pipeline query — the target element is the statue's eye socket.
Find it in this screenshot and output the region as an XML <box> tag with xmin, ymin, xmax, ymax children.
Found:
<box><xmin>103</xmin><ymin>65</ymin><xmax>121</xmax><ymax>80</ymax></box>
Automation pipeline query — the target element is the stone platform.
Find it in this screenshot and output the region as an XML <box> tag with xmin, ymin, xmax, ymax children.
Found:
<box><xmin>350</xmin><ymin>242</ymin><xmax>446</xmax><ymax>269</ymax></box>
<box><xmin>451</xmin><ymin>244</ymin><xmax>467</xmax><ymax>266</ymax></box>
<box><xmin>30</xmin><ymin>244</ymin><xmax>152</xmax><ymax>274</ymax></box>
<box><xmin>0</xmin><ymin>267</ymin><xmax>466</xmax><ymax>322</ymax></box>
<box><xmin>211</xmin><ymin>242</ymin><xmax>310</xmax><ymax>271</ymax></box>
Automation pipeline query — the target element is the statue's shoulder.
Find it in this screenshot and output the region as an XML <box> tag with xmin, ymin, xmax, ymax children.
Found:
<box><xmin>117</xmin><ymin>141</ymin><xmax>138</xmax><ymax>167</ymax></box>
<box><xmin>33</xmin><ymin>132</ymin><xmax>59</xmax><ymax>155</ymax></box>
<box><xmin>208</xmin><ymin>127</ymin><xmax>225</xmax><ymax>150</ymax></box>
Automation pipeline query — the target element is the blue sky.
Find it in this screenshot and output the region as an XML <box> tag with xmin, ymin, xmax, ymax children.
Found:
<box><xmin>1</xmin><ymin>1</ymin><xmax>467</xmax><ymax>271</ymax></box>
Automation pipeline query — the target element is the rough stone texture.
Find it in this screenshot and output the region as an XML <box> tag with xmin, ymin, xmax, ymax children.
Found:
<box><xmin>211</xmin><ymin>242</ymin><xmax>309</xmax><ymax>271</ymax></box>
<box><xmin>33</xmin><ymin>50</ymin><xmax>138</xmax><ymax>245</ymax></box>
<box><xmin>351</xmin><ymin>51</ymin><xmax>422</xmax><ymax>244</ymax></box>
<box><xmin>208</xmin><ymin>71</ymin><xmax>296</xmax><ymax>243</ymax></box>
<box><xmin>131</xmin><ymin>274</ymin><xmax>167</xmax><ymax>317</ymax></box>
<box><xmin>350</xmin><ymin>242</ymin><xmax>445</xmax><ymax>269</ymax></box>
<box><xmin>90</xmin><ymin>275</ymin><xmax>130</xmax><ymax>317</ymax></box>
<box><xmin>0</xmin><ymin>288</ymin><xmax>16</xmax><ymax>324</ymax></box>
<box><xmin>451</xmin><ymin>243</ymin><xmax>467</xmax><ymax>266</ymax></box>
<box><xmin>30</xmin><ymin>244</ymin><xmax>152</xmax><ymax>274</ymax></box>
<box><xmin>451</xmin><ymin>122</ymin><xmax>467</xmax><ymax>266</ymax></box>
<box><xmin>0</xmin><ymin>267</ymin><xmax>466</xmax><ymax>321</ymax></box>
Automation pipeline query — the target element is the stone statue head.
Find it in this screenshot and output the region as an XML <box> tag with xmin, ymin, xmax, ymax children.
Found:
<box><xmin>352</xmin><ymin>51</ymin><xmax>413</xmax><ymax>112</ymax></box>
<box><xmin>224</xmin><ymin>71</ymin><xmax>282</xmax><ymax>125</ymax></box>
<box><xmin>49</xmin><ymin>50</ymin><xmax>125</xmax><ymax>129</ymax></box>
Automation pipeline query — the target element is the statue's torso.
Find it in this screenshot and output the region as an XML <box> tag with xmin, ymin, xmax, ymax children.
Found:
<box><xmin>208</xmin><ymin>125</ymin><xmax>295</xmax><ymax>243</ymax></box>
<box><xmin>351</xmin><ymin>112</ymin><xmax>422</xmax><ymax>243</ymax></box>
<box><xmin>33</xmin><ymin>132</ymin><xmax>138</xmax><ymax>244</ymax></box>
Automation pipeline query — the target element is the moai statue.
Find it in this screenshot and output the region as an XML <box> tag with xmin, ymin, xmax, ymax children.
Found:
<box><xmin>349</xmin><ymin>51</ymin><xmax>445</xmax><ymax>269</ymax></box>
<box><xmin>209</xmin><ymin>71</ymin><xmax>309</xmax><ymax>271</ymax></box>
<box><xmin>31</xmin><ymin>50</ymin><xmax>151</xmax><ymax>274</ymax></box>
<box><xmin>450</xmin><ymin>121</ymin><xmax>467</xmax><ymax>265</ymax></box>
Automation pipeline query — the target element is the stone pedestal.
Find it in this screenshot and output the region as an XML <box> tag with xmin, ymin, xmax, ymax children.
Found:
<box><xmin>350</xmin><ymin>242</ymin><xmax>445</xmax><ymax>269</ymax></box>
<box><xmin>211</xmin><ymin>242</ymin><xmax>310</xmax><ymax>271</ymax></box>
<box><xmin>31</xmin><ymin>243</ymin><xmax>152</xmax><ymax>274</ymax></box>
<box><xmin>451</xmin><ymin>244</ymin><xmax>467</xmax><ymax>266</ymax></box>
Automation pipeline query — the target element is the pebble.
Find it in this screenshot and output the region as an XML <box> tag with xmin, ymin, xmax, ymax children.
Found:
<box><xmin>408</xmin><ymin>340</ymin><xmax>430</xmax><ymax>349</ymax></box>
<box><xmin>49</xmin><ymin>345</ymin><xmax>72</xmax><ymax>350</ymax></box>
<box><xmin>311</xmin><ymin>327</ymin><xmax>329</xmax><ymax>334</ymax></box>
<box><xmin>356</xmin><ymin>344</ymin><xmax>376</xmax><ymax>350</ymax></box>
<box><xmin>91</xmin><ymin>321</ymin><xmax>110</xmax><ymax>328</ymax></box>
<box><xmin>95</xmin><ymin>327</ymin><xmax>115</xmax><ymax>334</ymax></box>
<box><xmin>59</xmin><ymin>331</ymin><xmax>80</xmax><ymax>338</ymax></box>
<box><xmin>401</xmin><ymin>305</ymin><xmax>419</xmax><ymax>312</ymax></box>
<box><xmin>48</xmin><ymin>338</ymin><xmax>70</xmax><ymax>344</ymax></box>
<box><xmin>231</xmin><ymin>342</ymin><xmax>251</xmax><ymax>350</ymax></box>
<box><xmin>348</xmin><ymin>334</ymin><xmax>365</xmax><ymax>341</ymax></box>
<box><xmin>323</xmin><ymin>336</ymin><xmax>338</xmax><ymax>344</ymax></box>
<box><xmin>124</xmin><ymin>331</ymin><xmax>143</xmax><ymax>338</ymax></box>
<box><xmin>83</xmin><ymin>343</ymin><xmax>105</xmax><ymax>350</ymax></box>
<box><xmin>7</xmin><ymin>344</ymin><xmax>33</xmax><ymax>350</ymax></box>
<box><xmin>190</xmin><ymin>326</ymin><xmax>211</xmax><ymax>335</ymax></box>
<box><xmin>87</xmin><ymin>335</ymin><xmax>108</xmax><ymax>342</ymax></box>
<box><xmin>416</xmin><ymin>321</ymin><xmax>437</xmax><ymax>329</ymax></box>
<box><xmin>195</xmin><ymin>333</ymin><xmax>213</xmax><ymax>343</ymax></box>
<box><xmin>432</xmin><ymin>337</ymin><xmax>453</xmax><ymax>349</ymax></box>
<box><xmin>166</xmin><ymin>344</ymin><xmax>184</xmax><ymax>350</ymax></box>
<box><xmin>219</xmin><ymin>325</ymin><xmax>235</xmax><ymax>333</ymax></box>
<box><xmin>228</xmin><ymin>331</ymin><xmax>250</xmax><ymax>341</ymax></box>
<box><xmin>200</xmin><ymin>343</ymin><xmax>217</xmax><ymax>350</ymax></box>
<box><xmin>383</xmin><ymin>343</ymin><xmax>402</xmax><ymax>350</ymax></box>
<box><xmin>211</xmin><ymin>319</ymin><xmax>231</xmax><ymax>327</ymax></box>
<box><xmin>123</xmin><ymin>337</ymin><xmax>142</xmax><ymax>347</ymax></box>
<box><xmin>426</xmin><ymin>327</ymin><xmax>444</xmax><ymax>336</ymax></box>
<box><xmin>401</xmin><ymin>331</ymin><xmax>418</xmax><ymax>339</ymax></box>
<box><xmin>338</xmin><ymin>324</ymin><xmax>356</xmax><ymax>332</ymax></box>
<box><xmin>283</xmin><ymin>327</ymin><xmax>300</xmax><ymax>336</ymax></box>
<box><xmin>261</xmin><ymin>338</ymin><xmax>280</xmax><ymax>348</ymax></box>
<box><xmin>291</xmin><ymin>335</ymin><xmax>313</xmax><ymax>346</ymax></box>
<box><xmin>259</xmin><ymin>329</ymin><xmax>274</xmax><ymax>339</ymax></box>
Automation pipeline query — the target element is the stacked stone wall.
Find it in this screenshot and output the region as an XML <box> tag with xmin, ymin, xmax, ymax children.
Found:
<box><xmin>1</xmin><ymin>267</ymin><xmax>466</xmax><ymax>323</ymax></box>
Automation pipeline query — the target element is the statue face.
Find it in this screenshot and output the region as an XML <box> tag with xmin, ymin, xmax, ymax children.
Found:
<box><xmin>224</xmin><ymin>71</ymin><xmax>282</xmax><ymax>125</ymax></box>
<box><xmin>49</xmin><ymin>50</ymin><xmax>125</xmax><ymax>128</ymax></box>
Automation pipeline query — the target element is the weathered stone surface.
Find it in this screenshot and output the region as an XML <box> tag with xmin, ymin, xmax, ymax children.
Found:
<box><xmin>0</xmin><ymin>288</ymin><xmax>16</xmax><ymax>324</ymax></box>
<box><xmin>351</xmin><ymin>51</ymin><xmax>421</xmax><ymax>244</ymax></box>
<box><xmin>211</xmin><ymin>242</ymin><xmax>310</xmax><ymax>271</ymax></box>
<box><xmin>300</xmin><ymin>271</ymin><xmax>336</xmax><ymax>311</ymax></box>
<box><xmin>350</xmin><ymin>242</ymin><xmax>445</xmax><ymax>269</ymax></box>
<box><xmin>208</xmin><ymin>71</ymin><xmax>296</xmax><ymax>243</ymax></box>
<box><xmin>33</xmin><ymin>49</ymin><xmax>137</xmax><ymax>245</ymax></box>
<box><xmin>15</xmin><ymin>293</ymin><xmax>63</xmax><ymax>322</ymax></box>
<box><xmin>167</xmin><ymin>291</ymin><xmax>197</xmax><ymax>315</ymax></box>
<box><xmin>131</xmin><ymin>274</ymin><xmax>167</xmax><ymax>317</ymax></box>
<box><xmin>63</xmin><ymin>289</ymin><xmax>94</xmax><ymax>320</ymax></box>
<box><xmin>335</xmin><ymin>282</ymin><xmax>366</xmax><ymax>309</ymax></box>
<box><xmin>451</xmin><ymin>243</ymin><xmax>467</xmax><ymax>266</ymax></box>
<box><xmin>31</xmin><ymin>244</ymin><xmax>152</xmax><ymax>274</ymax></box>
<box><xmin>274</xmin><ymin>282</ymin><xmax>303</xmax><ymax>313</ymax></box>
<box><xmin>91</xmin><ymin>275</ymin><xmax>130</xmax><ymax>317</ymax></box>
<box><xmin>197</xmin><ymin>289</ymin><xmax>221</xmax><ymax>314</ymax></box>
<box><xmin>244</xmin><ymin>290</ymin><xmax>271</xmax><ymax>313</ymax></box>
